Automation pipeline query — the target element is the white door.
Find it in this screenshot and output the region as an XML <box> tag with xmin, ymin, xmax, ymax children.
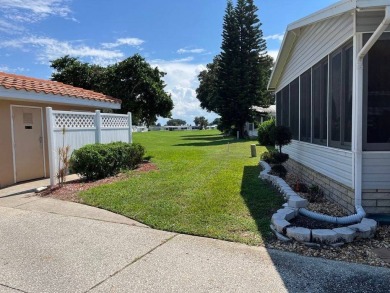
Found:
<box><xmin>12</xmin><ymin>106</ymin><xmax>45</xmax><ymax>182</ymax></box>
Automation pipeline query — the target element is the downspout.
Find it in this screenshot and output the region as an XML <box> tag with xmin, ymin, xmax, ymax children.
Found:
<box><xmin>300</xmin><ymin>6</ymin><xmax>390</xmax><ymax>224</ymax></box>
<box><xmin>354</xmin><ymin>4</ymin><xmax>390</xmax><ymax>217</ymax></box>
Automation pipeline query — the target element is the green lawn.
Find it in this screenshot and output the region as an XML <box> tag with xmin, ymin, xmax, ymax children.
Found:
<box><xmin>80</xmin><ymin>130</ymin><xmax>284</xmax><ymax>245</ymax></box>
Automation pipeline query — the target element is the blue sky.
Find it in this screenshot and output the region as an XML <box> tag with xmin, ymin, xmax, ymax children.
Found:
<box><xmin>0</xmin><ymin>0</ymin><xmax>336</xmax><ymax>125</ymax></box>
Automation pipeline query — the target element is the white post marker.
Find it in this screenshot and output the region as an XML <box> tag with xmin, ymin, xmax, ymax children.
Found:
<box><xmin>128</xmin><ymin>112</ymin><xmax>133</xmax><ymax>143</ymax></box>
<box><xmin>46</xmin><ymin>107</ymin><xmax>56</xmax><ymax>187</ymax></box>
<box><xmin>95</xmin><ymin>110</ymin><xmax>102</xmax><ymax>143</ymax></box>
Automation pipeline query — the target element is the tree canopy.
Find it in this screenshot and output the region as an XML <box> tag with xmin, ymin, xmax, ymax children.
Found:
<box><xmin>50</xmin><ymin>54</ymin><xmax>173</xmax><ymax>126</ymax></box>
<box><xmin>194</xmin><ymin>116</ymin><xmax>208</xmax><ymax>129</ymax></box>
<box><xmin>196</xmin><ymin>0</ymin><xmax>273</xmax><ymax>137</ymax></box>
<box><xmin>166</xmin><ymin>119</ymin><xmax>187</xmax><ymax>126</ymax></box>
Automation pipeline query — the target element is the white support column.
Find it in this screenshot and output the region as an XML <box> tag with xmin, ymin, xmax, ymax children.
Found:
<box><xmin>46</xmin><ymin>107</ymin><xmax>56</xmax><ymax>187</ymax></box>
<box><xmin>128</xmin><ymin>112</ymin><xmax>133</xmax><ymax>143</ymax></box>
<box><xmin>95</xmin><ymin>110</ymin><xmax>102</xmax><ymax>144</ymax></box>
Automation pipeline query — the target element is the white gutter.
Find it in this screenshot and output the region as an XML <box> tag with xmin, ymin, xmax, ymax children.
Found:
<box><xmin>354</xmin><ymin>5</ymin><xmax>390</xmax><ymax>216</ymax></box>
<box><xmin>358</xmin><ymin>6</ymin><xmax>390</xmax><ymax>58</ymax></box>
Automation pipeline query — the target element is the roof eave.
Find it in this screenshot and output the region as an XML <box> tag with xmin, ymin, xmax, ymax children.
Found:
<box><xmin>268</xmin><ymin>0</ymin><xmax>358</xmax><ymax>91</ymax></box>
<box><xmin>267</xmin><ymin>30</ymin><xmax>299</xmax><ymax>91</ymax></box>
<box><xmin>288</xmin><ymin>0</ymin><xmax>357</xmax><ymax>31</ymax></box>
<box><xmin>0</xmin><ymin>86</ymin><xmax>121</xmax><ymax>110</ymax></box>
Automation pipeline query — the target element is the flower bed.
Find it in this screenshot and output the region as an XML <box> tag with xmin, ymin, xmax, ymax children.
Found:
<box><xmin>260</xmin><ymin>161</ymin><xmax>377</xmax><ymax>246</ymax></box>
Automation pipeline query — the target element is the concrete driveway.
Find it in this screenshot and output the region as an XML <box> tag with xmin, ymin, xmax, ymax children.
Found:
<box><xmin>0</xmin><ymin>192</ymin><xmax>389</xmax><ymax>293</ymax></box>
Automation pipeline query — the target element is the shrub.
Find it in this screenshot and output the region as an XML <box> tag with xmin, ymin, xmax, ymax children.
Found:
<box><xmin>258</xmin><ymin>119</ymin><xmax>275</xmax><ymax>146</ymax></box>
<box><xmin>273</xmin><ymin>126</ymin><xmax>292</xmax><ymax>153</ymax></box>
<box><xmin>271</xmin><ymin>152</ymin><xmax>289</xmax><ymax>164</ymax></box>
<box><xmin>261</xmin><ymin>151</ymin><xmax>289</xmax><ymax>164</ymax></box>
<box><xmin>271</xmin><ymin>164</ymin><xmax>287</xmax><ymax>178</ymax></box>
<box><xmin>70</xmin><ymin>142</ymin><xmax>145</xmax><ymax>180</ymax></box>
<box><xmin>307</xmin><ymin>184</ymin><xmax>324</xmax><ymax>203</ymax></box>
<box><xmin>261</xmin><ymin>151</ymin><xmax>273</xmax><ymax>163</ymax></box>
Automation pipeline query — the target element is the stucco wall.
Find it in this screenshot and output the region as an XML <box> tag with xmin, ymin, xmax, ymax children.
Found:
<box><xmin>0</xmin><ymin>99</ymin><xmax>96</xmax><ymax>188</ymax></box>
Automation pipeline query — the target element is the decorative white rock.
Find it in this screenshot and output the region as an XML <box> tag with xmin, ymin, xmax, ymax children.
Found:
<box><xmin>275</xmin><ymin>208</ymin><xmax>296</xmax><ymax>221</ymax></box>
<box><xmin>360</xmin><ymin>218</ymin><xmax>377</xmax><ymax>233</ymax></box>
<box><xmin>271</xmin><ymin>218</ymin><xmax>290</xmax><ymax>234</ymax></box>
<box><xmin>333</xmin><ymin>227</ymin><xmax>356</xmax><ymax>243</ymax></box>
<box><xmin>288</xmin><ymin>195</ymin><xmax>308</xmax><ymax>208</ymax></box>
<box><xmin>270</xmin><ymin>225</ymin><xmax>291</xmax><ymax>242</ymax></box>
<box><xmin>348</xmin><ymin>223</ymin><xmax>372</xmax><ymax>239</ymax></box>
<box><xmin>286</xmin><ymin>227</ymin><xmax>311</xmax><ymax>242</ymax></box>
<box><xmin>311</xmin><ymin>229</ymin><xmax>339</xmax><ymax>244</ymax></box>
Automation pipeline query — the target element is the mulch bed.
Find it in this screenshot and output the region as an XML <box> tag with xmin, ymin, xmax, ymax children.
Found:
<box><xmin>265</xmin><ymin>171</ymin><xmax>390</xmax><ymax>268</ymax></box>
<box><xmin>38</xmin><ymin>161</ymin><xmax>158</xmax><ymax>202</ymax></box>
<box><xmin>289</xmin><ymin>215</ymin><xmax>343</xmax><ymax>230</ymax></box>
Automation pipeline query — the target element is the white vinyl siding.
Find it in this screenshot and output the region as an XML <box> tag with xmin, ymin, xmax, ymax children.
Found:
<box><xmin>362</xmin><ymin>152</ymin><xmax>390</xmax><ymax>189</ymax></box>
<box><xmin>284</xmin><ymin>140</ymin><xmax>353</xmax><ymax>188</ymax></box>
<box><xmin>276</xmin><ymin>12</ymin><xmax>354</xmax><ymax>91</ymax></box>
<box><xmin>356</xmin><ymin>10</ymin><xmax>390</xmax><ymax>33</ymax></box>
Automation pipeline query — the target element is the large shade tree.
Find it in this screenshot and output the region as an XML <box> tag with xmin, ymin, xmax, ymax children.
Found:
<box><xmin>51</xmin><ymin>54</ymin><xmax>173</xmax><ymax>126</ymax></box>
<box><xmin>196</xmin><ymin>0</ymin><xmax>273</xmax><ymax>137</ymax></box>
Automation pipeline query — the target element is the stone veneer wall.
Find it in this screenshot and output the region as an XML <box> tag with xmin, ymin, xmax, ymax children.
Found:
<box><xmin>363</xmin><ymin>191</ymin><xmax>390</xmax><ymax>214</ymax></box>
<box><xmin>285</xmin><ymin>159</ymin><xmax>390</xmax><ymax>214</ymax></box>
<box><xmin>284</xmin><ymin>159</ymin><xmax>355</xmax><ymax>214</ymax></box>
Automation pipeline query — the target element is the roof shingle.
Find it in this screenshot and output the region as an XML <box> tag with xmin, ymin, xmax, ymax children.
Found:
<box><xmin>0</xmin><ymin>71</ymin><xmax>121</xmax><ymax>104</ymax></box>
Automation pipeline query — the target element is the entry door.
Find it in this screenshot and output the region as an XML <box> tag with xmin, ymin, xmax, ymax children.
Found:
<box><xmin>12</xmin><ymin>106</ymin><xmax>45</xmax><ymax>182</ymax></box>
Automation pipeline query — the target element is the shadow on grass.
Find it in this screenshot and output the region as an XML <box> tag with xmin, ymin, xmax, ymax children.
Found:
<box><xmin>180</xmin><ymin>136</ymin><xmax>226</xmax><ymax>142</ymax></box>
<box><xmin>180</xmin><ymin>133</ymin><xmax>223</xmax><ymax>138</ymax></box>
<box><xmin>174</xmin><ymin>134</ymin><xmax>242</xmax><ymax>147</ymax></box>
<box><xmin>240</xmin><ymin>165</ymin><xmax>284</xmax><ymax>241</ymax></box>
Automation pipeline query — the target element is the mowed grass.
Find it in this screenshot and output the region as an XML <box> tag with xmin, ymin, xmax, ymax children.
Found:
<box><xmin>80</xmin><ymin>130</ymin><xmax>284</xmax><ymax>245</ymax></box>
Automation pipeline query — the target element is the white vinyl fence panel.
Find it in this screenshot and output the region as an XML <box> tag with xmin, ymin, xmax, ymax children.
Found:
<box><xmin>46</xmin><ymin>107</ymin><xmax>132</xmax><ymax>186</ymax></box>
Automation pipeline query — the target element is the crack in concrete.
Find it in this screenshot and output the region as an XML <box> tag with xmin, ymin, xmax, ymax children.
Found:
<box><xmin>0</xmin><ymin>283</ymin><xmax>29</xmax><ymax>293</ymax></box>
<box><xmin>84</xmin><ymin>233</ymin><xmax>179</xmax><ymax>292</ymax></box>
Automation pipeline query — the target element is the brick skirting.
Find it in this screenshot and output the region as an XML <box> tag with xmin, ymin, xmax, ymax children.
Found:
<box><xmin>284</xmin><ymin>159</ymin><xmax>390</xmax><ymax>214</ymax></box>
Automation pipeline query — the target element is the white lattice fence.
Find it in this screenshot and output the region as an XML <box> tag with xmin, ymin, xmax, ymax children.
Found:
<box><xmin>46</xmin><ymin>108</ymin><xmax>132</xmax><ymax>186</ymax></box>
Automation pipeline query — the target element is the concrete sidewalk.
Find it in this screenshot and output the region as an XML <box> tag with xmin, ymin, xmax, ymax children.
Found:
<box><xmin>0</xmin><ymin>193</ymin><xmax>389</xmax><ymax>292</ymax></box>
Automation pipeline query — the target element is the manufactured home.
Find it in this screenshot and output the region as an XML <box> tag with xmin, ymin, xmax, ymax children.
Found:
<box><xmin>268</xmin><ymin>0</ymin><xmax>390</xmax><ymax>215</ymax></box>
<box><xmin>0</xmin><ymin>72</ymin><xmax>121</xmax><ymax>188</ymax></box>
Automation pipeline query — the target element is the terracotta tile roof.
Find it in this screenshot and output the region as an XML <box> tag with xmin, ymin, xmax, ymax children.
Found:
<box><xmin>0</xmin><ymin>71</ymin><xmax>121</xmax><ymax>104</ymax></box>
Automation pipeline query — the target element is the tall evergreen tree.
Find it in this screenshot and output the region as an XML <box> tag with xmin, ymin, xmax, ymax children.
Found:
<box><xmin>217</xmin><ymin>0</ymin><xmax>241</xmax><ymax>134</ymax></box>
<box><xmin>196</xmin><ymin>0</ymin><xmax>272</xmax><ymax>137</ymax></box>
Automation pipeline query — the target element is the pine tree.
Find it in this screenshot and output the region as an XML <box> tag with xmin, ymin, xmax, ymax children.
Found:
<box><xmin>216</xmin><ymin>0</ymin><xmax>271</xmax><ymax>137</ymax></box>
<box><xmin>217</xmin><ymin>0</ymin><xmax>241</xmax><ymax>133</ymax></box>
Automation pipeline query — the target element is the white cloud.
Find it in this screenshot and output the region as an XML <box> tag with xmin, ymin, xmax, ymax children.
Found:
<box><xmin>0</xmin><ymin>0</ymin><xmax>72</xmax><ymax>23</ymax></box>
<box><xmin>0</xmin><ymin>19</ymin><xmax>24</xmax><ymax>34</ymax></box>
<box><xmin>0</xmin><ymin>36</ymin><xmax>124</xmax><ymax>65</ymax></box>
<box><xmin>264</xmin><ymin>34</ymin><xmax>284</xmax><ymax>42</ymax></box>
<box><xmin>151</xmin><ymin>59</ymin><xmax>218</xmax><ymax>125</ymax></box>
<box><xmin>267</xmin><ymin>50</ymin><xmax>279</xmax><ymax>61</ymax></box>
<box><xmin>0</xmin><ymin>65</ymin><xmax>29</xmax><ymax>73</ymax></box>
<box><xmin>0</xmin><ymin>0</ymin><xmax>74</xmax><ymax>35</ymax></box>
<box><xmin>101</xmin><ymin>38</ymin><xmax>145</xmax><ymax>49</ymax></box>
<box><xmin>177</xmin><ymin>48</ymin><xmax>206</xmax><ymax>54</ymax></box>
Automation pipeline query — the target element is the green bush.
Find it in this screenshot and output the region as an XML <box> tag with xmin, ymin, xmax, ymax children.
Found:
<box><xmin>258</xmin><ymin>119</ymin><xmax>275</xmax><ymax>146</ymax></box>
<box><xmin>261</xmin><ymin>151</ymin><xmax>273</xmax><ymax>163</ymax></box>
<box><xmin>273</xmin><ymin>126</ymin><xmax>292</xmax><ymax>153</ymax></box>
<box><xmin>70</xmin><ymin>142</ymin><xmax>145</xmax><ymax>180</ymax></box>
<box><xmin>261</xmin><ymin>151</ymin><xmax>289</xmax><ymax>164</ymax></box>
<box><xmin>271</xmin><ymin>164</ymin><xmax>287</xmax><ymax>178</ymax></box>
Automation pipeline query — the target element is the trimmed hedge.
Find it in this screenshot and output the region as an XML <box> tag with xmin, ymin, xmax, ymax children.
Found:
<box><xmin>70</xmin><ymin>142</ymin><xmax>145</xmax><ymax>180</ymax></box>
<box><xmin>261</xmin><ymin>151</ymin><xmax>289</xmax><ymax>164</ymax></box>
<box><xmin>258</xmin><ymin>119</ymin><xmax>275</xmax><ymax>146</ymax></box>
